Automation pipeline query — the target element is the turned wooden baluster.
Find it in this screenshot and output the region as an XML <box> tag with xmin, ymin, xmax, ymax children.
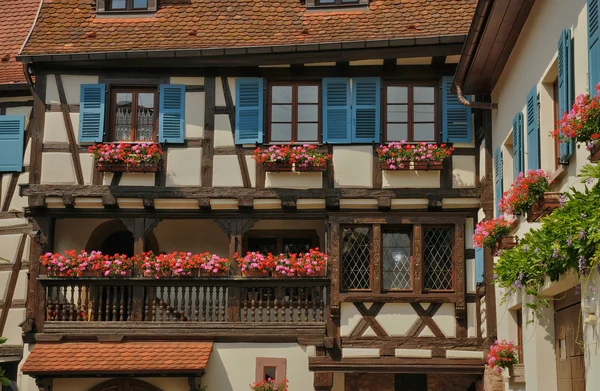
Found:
<box><xmin>119</xmin><ymin>286</ymin><xmax>126</xmax><ymax>321</ymax></box>
<box><xmin>158</xmin><ymin>287</ymin><xmax>164</xmax><ymax>321</ymax></box>
<box><xmin>304</xmin><ymin>288</ymin><xmax>309</xmax><ymax>322</ymax></box>
<box><xmin>209</xmin><ymin>286</ymin><xmax>214</xmax><ymax>321</ymax></box>
<box><xmin>311</xmin><ymin>287</ymin><xmax>317</xmax><ymax>322</ymax></box>
<box><xmin>288</xmin><ymin>287</ymin><xmax>295</xmax><ymax>322</ymax></box>
<box><xmin>214</xmin><ymin>286</ymin><xmax>220</xmax><ymax>322</ymax></box>
<box><xmin>187</xmin><ymin>286</ymin><xmax>193</xmax><ymax>321</ymax></box>
<box><xmin>250</xmin><ymin>288</ymin><xmax>256</xmax><ymax>322</ymax></box>
<box><xmin>166</xmin><ymin>286</ymin><xmax>172</xmax><ymax>321</ymax></box>
<box><xmin>258</xmin><ymin>287</ymin><xmax>263</xmax><ymax>323</ymax></box>
<box><xmin>112</xmin><ymin>287</ymin><xmax>118</xmax><ymax>321</ymax></box>
<box><xmin>273</xmin><ymin>287</ymin><xmax>279</xmax><ymax>323</ymax></box>
<box><xmin>319</xmin><ymin>287</ymin><xmax>325</xmax><ymax>322</ymax></box>
<box><xmin>242</xmin><ymin>289</ymin><xmax>248</xmax><ymax>322</ymax></box>
<box><xmin>266</xmin><ymin>287</ymin><xmax>271</xmax><ymax>322</ymax></box>
<box><xmin>173</xmin><ymin>286</ymin><xmax>179</xmax><ymax>320</ymax></box>
<box><xmin>46</xmin><ymin>287</ymin><xmax>53</xmax><ymax>321</ymax></box>
<box><xmin>202</xmin><ymin>286</ymin><xmax>207</xmax><ymax>321</ymax></box>
<box><xmin>97</xmin><ymin>286</ymin><xmax>104</xmax><ymax>321</ymax></box>
<box><xmin>220</xmin><ymin>287</ymin><xmax>226</xmax><ymax>322</ymax></box>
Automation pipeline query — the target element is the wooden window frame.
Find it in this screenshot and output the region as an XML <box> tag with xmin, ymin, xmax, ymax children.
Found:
<box><xmin>340</xmin><ymin>225</ymin><xmax>373</xmax><ymax>292</ymax></box>
<box><xmin>109</xmin><ymin>87</ymin><xmax>159</xmax><ymax>143</ymax></box>
<box><xmin>96</xmin><ymin>0</ymin><xmax>157</xmax><ymax>13</ymax></box>
<box><xmin>267</xmin><ymin>81</ymin><xmax>321</xmax><ymax>144</ymax></box>
<box><xmin>308</xmin><ymin>0</ymin><xmax>367</xmax><ymax>7</ymax></box>
<box><xmin>422</xmin><ymin>225</ymin><xmax>455</xmax><ymax>293</ymax></box>
<box><xmin>383</xmin><ymin>82</ymin><xmax>438</xmax><ymax>143</ymax></box>
<box><xmin>255</xmin><ymin>358</ymin><xmax>287</xmax><ymax>383</ymax></box>
<box><xmin>244</xmin><ymin>230</ymin><xmax>320</xmax><ymax>254</ymax></box>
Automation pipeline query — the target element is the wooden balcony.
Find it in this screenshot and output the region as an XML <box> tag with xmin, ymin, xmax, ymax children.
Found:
<box><xmin>38</xmin><ymin>277</ymin><xmax>329</xmax><ymax>343</ymax></box>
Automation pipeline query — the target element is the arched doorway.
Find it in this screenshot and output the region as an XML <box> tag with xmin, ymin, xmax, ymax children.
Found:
<box><xmin>86</xmin><ymin>220</ymin><xmax>160</xmax><ymax>256</ymax></box>
<box><xmin>88</xmin><ymin>379</ymin><xmax>162</xmax><ymax>391</ymax></box>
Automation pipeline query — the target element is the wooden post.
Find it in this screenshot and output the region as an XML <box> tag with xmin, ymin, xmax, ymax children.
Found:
<box><xmin>314</xmin><ymin>372</ymin><xmax>334</xmax><ymax>391</ymax></box>
<box><xmin>25</xmin><ymin>217</ymin><xmax>53</xmax><ymax>335</ymax></box>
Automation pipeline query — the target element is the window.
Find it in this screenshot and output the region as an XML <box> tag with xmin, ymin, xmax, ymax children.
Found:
<box><xmin>107</xmin><ymin>0</ymin><xmax>149</xmax><ymax>10</ymax></box>
<box><xmin>385</xmin><ymin>84</ymin><xmax>436</xmax><ymax>142</ymax></box>
<box><xmin>268</xmin><ymin>83</ymin><xmax>320</xmax><ymax>143</ymax></box>
<box><xmin>245</xmin><ymin>230</ymin><xmax>319</xmax><ymax>254</ymax></box>
<box><xmin>110</xmin><ymin>88</ymin><xmax>157</xmax><ymax>142</ymax></box>
<box><xmin>255</xmin><ymin>358</ymin><xmax>286</xmax><ymax>383</ymax></box>
<box><xmin>315</xmin><ymin>0</ymin><xmax>360</xmax><ymax>5</ymax></box>
<box><xmin>423</xmin><ymin>227</ymin><xmax>453</xmax><ymax>291</ymax></box>
<box><xmin>340</xmin><ymin>224</ymin><xmax>455</xmax><ymax>294</ymax></box>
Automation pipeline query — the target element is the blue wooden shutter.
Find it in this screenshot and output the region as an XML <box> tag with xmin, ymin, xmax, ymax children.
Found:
<box><xmin>494</xmin><ymin>146</ymin><xmax>503</xmax><ymax>216</ymax></box>
<box><xmin>475</xmin><ymin>247</ymin><xmax>484</xmax><ymax>284</ymax></box>
<box><xmin>0</xmin><ymin>116</ymin><xmax>25</xmax><ymax>172</ymax></box>
<box><xmin>526</xmin><ymin>87</ymin><xmax>540</xmax><ymax>170</ymax></box>
<box><xmin>323</xmin><ymin>78</ymin><xmax>351</xmax><ymax>144</ymax></box>
<box><xmin>235</xmin><ymin>78</ymin><xmax>264</xmax><ymax>145</ymax></box>
<box><xmin>559</xmin><ymin>29</ymin><xmax>575</xmax><ymax>163</ymax></box>
<box><xmin>589</xmin><ymin>0</ymin><xmax>600</xmax><ymax>90</ymax></box>
<box><xmin>351</xmin><ymin>77</ymin><xmax>380</xmax><ymax>143</ymax></box>
<box><xmin>442</xmin><ymin>76</ymin><xmax>472</xmax><ymax>143</ymax></box>
<box><xmin>513</xmin><ymin>112</ymin><xmax>524</xmax><ymax>179</ymax></box>
<box><xmin>158</xmin><ymin>84</ymin><xmax>185</xmax><ymax>144</ymax></box>
<box><xmin>78</xmin><ymin>84</ymin><xmax>105</xmax><ymax>143</ymax></box>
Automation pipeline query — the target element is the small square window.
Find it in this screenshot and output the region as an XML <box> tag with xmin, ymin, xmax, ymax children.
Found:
<box><xmin>110</xmin><ymin>88</ymin><xmax>158</xmax><ymax>142</ymax></box>
<box><xmin>311</xmin><ymin>0</ymin><xmax>363</xmax><ymax>6</ymax></box>
<box><xmin>385</xmin><ymin>84</ymin><xmax>437</xmax><ymax>143</ymax></box>
<box><xmin>256</xmin><ymin>358</ymin><xmax>286</xmax><ymax>383</ymax></box>
<box><xmin>98</xmin><ymin>0</ymin><xmax>157</xmax><ymax>12</ymax></box>
<box><xmin>268</xmin><ymin>83</ymin><xmax>320</xmax><ymax>144</ymax></box>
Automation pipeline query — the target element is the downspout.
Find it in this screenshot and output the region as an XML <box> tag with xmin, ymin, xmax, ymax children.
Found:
<box><xmin>456</xmin><ymin>85</ymin><xmax>497</xmax><ymax>110</ymax></box>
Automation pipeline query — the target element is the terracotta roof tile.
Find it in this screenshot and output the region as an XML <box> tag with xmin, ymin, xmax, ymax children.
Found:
<box><xmin>21</xmin><ymin>0</ymin><xmax>477</xmax><ymax>56</ymax></box>
<box><xmin>21</xmin><ymin>342</ymin><xmax>213</xmax><ymax>375</ymax></box>
<box><xmin>0</xmin><ymin>0</ymin><xmax>39</xmax><ymax>84</ymax></box>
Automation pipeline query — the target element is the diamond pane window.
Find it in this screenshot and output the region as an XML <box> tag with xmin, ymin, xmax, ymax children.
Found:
<box><xmin>423</xmin><ymin>227</ymin><xmax>453</xmax><ymax>291</ymax></box>
<box><xmin>382</xmin><ymin>230</ymin><xmax>412</xmax><ymax>290</ymax></box>
<box><xmin>341</xmin><ymin>227</ymin><xmax>371</xmax><ymax>290</ymax></box>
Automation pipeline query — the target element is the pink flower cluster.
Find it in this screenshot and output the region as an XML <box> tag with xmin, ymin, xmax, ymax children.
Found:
<box><xmin>553</xmin><ymin>82</ymin><xmax>600</xmax><ymax>145</ymax></box>
<box><xmin>88</xmin><ymin>143</ymin><xmax>163</xmax><ymax>165</ymax></box>
<box><xmin>376</xmin><ymin>141</ymin><xmax>453</xmax><ymax>169</ymax></box>
<box><xmin>252</xmin><ymin>144</ymin><xmax>331</xmax><ymax>167</ymax></box>
<box><xmin>236</xmin><ymin>249</ymin><xmax>327</xmax><ymax>276</ymax></box>
<box><xmin>487</xmin><ymin>339</ymin><xmax>519</xmax><ymax>373</ymax></box>
<box><xmin>40</xmin><ymin>250</ymin><xmax>130</xmax><ymax>277</ymax></box>
<box><xmin>473</xmin><ymin>217</ymin><xmax>512</xmax><ymax>249</ymax></box>
<box><xmin>499</xmin><ymin>169</ymin><xmax>551</xmax><ymax>216</ymax></box>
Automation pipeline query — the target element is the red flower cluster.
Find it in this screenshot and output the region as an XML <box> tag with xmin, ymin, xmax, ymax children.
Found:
<box><xmin>499</xmin><ymin>169</ymin><xmax>551</xmax><ymax>216</ymax></box>
<box><xmin>553</xmin><ymin>82</ymin><xmax>600</xmax><ymax>147</ymax></box>
<box><xmin>250</xmin><ymin>379</ymin><xmax>288</xmax><ymax>391</ymax></box>
<box><xmin>473</xmin><ymin>217</ymin><xmax>512</xmax><ymax>249</ymax></box>
<box><xmin>88</xmin><ymin>143</ymin><xmax>163</xmax><ymax>165</ymax></box>
<box><xmin>486</xmin><ymin>339</ymin><xmax>519</xmax><ymax>373</ymax></box>
<box><xmin>376</xmin><ymin>141</ymin><xmax>453</xmax><ymax>169</ymax></box>
<box><xmin>136</xmin><ymin>251</ymin><xmax>230</xmax><ymax>278</ymax></box>
<box><xmin>252</xmin><ymin>144</ymin><xmax>331</xmax><ymax>168</ymax></box>
<box><xmin>235</xmin><ymin>248</ymin><xmax>328</xmax><ymax>276</ymax></box>
<box><xmin>41</xmin><ymin>250</ymin><xmax>132</xmax><ymax>277</ymax></box>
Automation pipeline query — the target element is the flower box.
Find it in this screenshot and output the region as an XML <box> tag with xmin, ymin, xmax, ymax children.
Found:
<box><xmin>271</xmin><ymin>271</ymin><xmax>296</xmax><ymax>278</ymax></box>
<box><xmin>497</xmin><ymin>236</ymin><xmax>518</xmax><ymax>250</ymax></box>
<box><xmin>526</xmin><ymin>192</ymin><xmax>563</xmax><ymax>222</ymax></box>
<box><xmin>242</xmin><ymin>269</ymin><xmax>270</xmax><ymax>278</ymax></box>
<box><xmin>80</xmin><ymin>270</ymin><xmax>102</xmax><ymax>277</ymax></box>
<box><xmin>590</xmin><ymin>141</ymin><xmax>600</xmax><ymax>163</ymax></box>
<box><xmin>262</xmin><ymin>162</ymin><xmax>326</xmax><ymax>172</ymax></box>
<box><xmin>508</xmin><ymin>364</ymin><xmax>526</xmax><ymax>384</ymax></box>
<box><xmin>97</xmin><ymin>162</ymin><xmax>160</xmax><ymax>173</ymax></box>
<box><xmin>199</xmin><ymin>269</ymin><xmax>228</xmax><ymax>277</ymax></box>
<box><xmin>381</xmin><ymin>161</ymin><xmax>443</xmax><ymax>171</ymax></box>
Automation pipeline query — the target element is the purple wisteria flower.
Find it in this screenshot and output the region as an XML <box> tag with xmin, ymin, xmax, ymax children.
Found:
<box><xmin>579</xmin><ymin>256</ymin><xmax>588</xmax><ymax>274</ymax></box>
<box><xmin>523</xmin><ymin>245</ymin><xmax>529</xmax><ymax>253</ymax></box>
<box><xmin>559</xmin><ymin>194</ymin><xmax>568</xmax><ymax>207</ymax></box>
<box><xmin>581</xmin><ymin>213</ymin><xmax>587</xmax><ymax>220</ymax></box>
<box><xmin>579</xmin><ymin>230</ymin><xmax>587</xmax><ymax>240</ymax></box>
<box><xmin>513</xmin><ymin>272</ymin><xmax>524</xmax><ymax>289</ymax></box>
<box><xmin>567</xmin><ymin>235</ymin><xmax>573</xmax><ymax>246</ymax></box>
<box><xmin>589</xmin><ymin>284</ymin><xmax>596</xmax><ymax>294</ymax></box>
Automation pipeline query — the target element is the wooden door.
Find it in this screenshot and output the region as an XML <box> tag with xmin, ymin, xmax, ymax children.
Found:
<box><xmin>554</xmin><ymin>288</ymin><xmax>585</xmax><ymax>391</ymax></box>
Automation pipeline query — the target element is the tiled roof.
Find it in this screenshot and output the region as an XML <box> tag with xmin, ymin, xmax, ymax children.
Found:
<box><xmin>21</xmin><ymin>342</ymin><xmax>213</xmax><ymax>375</ymax></box>
<box><xmin>21</xmin><ymin>0</ymin><xmax>477</xmax><ymax>56</ymax></box>
<box><xmin>0</xmin><ymin>0</ymin><xmax>39</xmax><ymax>85</ymax></box>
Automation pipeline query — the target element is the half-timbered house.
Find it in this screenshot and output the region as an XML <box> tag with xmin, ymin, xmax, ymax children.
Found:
<box><xmin>11</xmin><ymin>1</ymin><xmax>494</xmax><ymax>390</ymax></box>
<box><xmin>0</xmin><ymin>0</ymin><xmax>41</xmax><ymax>388</ymax></box>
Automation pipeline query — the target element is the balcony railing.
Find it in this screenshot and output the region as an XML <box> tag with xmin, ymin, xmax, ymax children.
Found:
<box><xmin>40</xmin><ymin>277</ymin><xmax>329</xmax><ymax>324</ymax></box>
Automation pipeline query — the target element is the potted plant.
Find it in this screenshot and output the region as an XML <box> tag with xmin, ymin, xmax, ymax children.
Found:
<box><xmin>553</xmin><ymin>82</ymin><xmax>600</xmax><ymax>162</ymax></box>
<box><xmin>88</xmin><ymin>142</ymin><xmax>163</xmax><ymax>172</ymax></box>
<box><xmin>295</xmin><ymin>248</ymin><xmax>327</xmax><ymax>277</ymax></box>
<box><xmin>272</xmin><ymin>254</ymin><xmax>297</xmax><ymax>278</ymax></box>
<box><xmin>40</xmin><ymin>250</ymin><xmax>81</xmax><ymax>277</ymax></box>
<box><xmin>376</xmin><ymin>141</ymin><xmax>453</xmax><ymax>171</ymax></box>
<box><xmin>199</xmin><ymin>253</ymin><xmax>230</xmax><ymax>277</ymax></box>
<box><xmin>236</xmin><ymin>252</ymin><xmax>274</xmax><ymax>277</ymax></box>
<box><xmin>100</xmin><ymin>254</ymin><xmax>133</xmax><ymax>277</ymax></box>
<box><xmin>77</xmin><ymin>250</ymin><xmax>105</xmax><ymax>277</ymax></box>
<box><xmin>252</xmin><ymin>144</ymin><xmax>331</xmax><ymax>172</ymax></box>
<box><xmin>158</xmin><ymin>252</ymin><xmax>202</xmax><ymax>277</ymax></box>
<box><xmin>474</xmin><ymin>217</ymin><xmax>514</xmax><ymax>250</ymax></box>
<box><xmin>486</xmin><ymin>339</ymin><xmax>520</xmax><ymax>377</ymax></box>
<box><xmin>135</xmin><ymin>251</ymin><xmax>172</xmax><ymax>278</ymax></box>
<box><xmin>250</xmin><ymin>379</ymin><xmax>288</xmax><ymax>391</ymax></box>
<box><xmin>526</xmin><ymin>192</ymin><xmax>563</xmax><ymax>222</ymax></box>
<box><xmin>499</xmin><ymin>170</ymin><xmax>552</xmax><ymax>217</ymax></box>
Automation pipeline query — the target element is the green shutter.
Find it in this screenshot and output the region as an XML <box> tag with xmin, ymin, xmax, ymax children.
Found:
<box><xmin>159</xmin><ymin>84</ymin><xmax>185</xmax><ymax>144</ymax></box>
<box><xmin>442</xmin><ymin>76</ymin><xmax>472</xmax><ymax>143</ymax></box>
<box><xmin>0</xmin><ymin>116</ymin><xmax>25</xmax><ymax>172</ymax></box>
<box><xmin>323</xmin><ymin>78</ymin><xmax>351</xmax><ymax>144</ymax></box>
<box><xmin>494</xmin><ymin>146</ymin><xmax>503</xmax><ymax>216</ymax></box>
<box><xmin>513</xmin><ymin>112</ymin><xmax>524</xmax><ymax>179</ymax></box>
<box><xmin>78</xmin><ymin>84</ymin><xmax>106</xmax><ymax>143</ymax></box>
<box><xmin>526</xmin><ymin>87</ymin><xmax>540</xmax><ymax>170</ymax></box>
<box><xmin>351</xmin><ymin>77</ymin><xmax>381</xmax><ymax>143</ymax></box>
<box><xmin>235</xmin><ymin>78</ymin><xmax>264</xmax><ymax>145</ymax></box>
<box><xmin>559</xmin><ymin>29</ymin><xmax>575</xmax><ymax>163</ymax></box>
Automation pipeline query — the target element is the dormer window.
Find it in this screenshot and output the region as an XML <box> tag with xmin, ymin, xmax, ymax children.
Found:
<box><xmin>316</xmin><ymin>0</ymin><xmax>359</xmax><ymax>5</ymax></box>
<box><xmin>96</xmin><ymin>0</ymin><xmax>157</xmax><ymax>13</ymax></box>
<box><xmin>307</xmin><ymin>0</ymin><xmax>367</xmax><ymax>8</ymax></box>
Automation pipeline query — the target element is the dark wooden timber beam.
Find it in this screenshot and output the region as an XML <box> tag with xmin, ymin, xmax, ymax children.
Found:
<box><xmin>309</xmin><ymin>356</ymin><xmax>484</xmax><ymax>374</ymax></box>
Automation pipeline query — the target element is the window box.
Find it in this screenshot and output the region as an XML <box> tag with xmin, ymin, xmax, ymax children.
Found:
<box><xmin>262</xmin><ymin>162</ymin><xmax>326</xmax><ymax>172</ymax></box>
<box><xmin>97</xmin><ymin>162</ymin><xmax>160</xmax><ymax>173</ymax></box>
<box><xmin>497</xmin><ymin>236</ymin><xmax>518</xmax><ymax>250</ymax></box>
<box><xmin>508</xmin><ymin>364</ymin><xmax>526</xmax><ymax>384</ymax></box>
<box><xmin>526</xmin><ymin>192</ymin><xmax>562</xmax><ymax>222</ymax></box>
<box><xmin>241</xmin><ymin>270</ymin><xmax>271</xmax><ymax>278</ymax></box>
<box><xmin>380</xmin><ymin>161</ymin><xmax>443</xmax><ymax>171</ymax></box>
<box><xmin>590</xmin><ymin>140</ymin><xmax>600</xmax><ymax>163</ymax></box>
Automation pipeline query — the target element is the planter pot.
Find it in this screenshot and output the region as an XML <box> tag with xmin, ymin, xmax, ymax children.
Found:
<box><xmin>47</xmin><ymin>270</ymin><xmax>71</xmax><ymax>277</ymax></box>
<box><xmin>144</xmin><ymin>270</ymin><xmax>172</xmax><ymax>278</ymax></box>
<box><xmin>508</xmin><ymin>364</ymin><xmax>525</xmax><ymax>384</ymax></box>
<box><xmin>381</xmin><ymin>161</ymin><xmax>443</xmax><ymax>171</ymax></box>
<box><xmin>272</xmin><ymin>271</ymin><xmax>296</xmax><ymax>278</ymax></box>
<box><xmin>497</xmin><ymin>236</ymin><xmax>518</xmax><ymax>250</ymax></box>
<box><xmin>80</xmin><ymin>270</ymin><xmax>102</xmax><ymax>277</ymax></box>
<box><xmin>107</xmin><ymin>269</ymin><xmax>133</xmax><ymax>278</ymax></box>
<box><xmin>298</xmin><ymin>268</ymin><xmax>327</xmax><ymax>277</ymax></box>
<box><xmin>199</xmin><ymin>269</ymin><xmax>228</xmax><ymax>277</ymax></box>
<box><xmin>97</xmin><ymin>162</ymin><xmax>160</xmax><ymax>173</ymax></box>
<box><xmin>262</xmin><ymin>162</ymin><xmax>326</xmax><ymax>172</ymax></box>
<box><xmin>242</xmin><ymin>269</ymin><xmax>270</xmax><ymax>278</ymax></box>
<box><xmin>590</xmin><ymin>141</ymin><xmax>600</xmax><ymax>163</ymax></box>
<box><xmin>527</xmin><ymin>192</ymin><xmax>563</xmax><ymax>222</ymax></box>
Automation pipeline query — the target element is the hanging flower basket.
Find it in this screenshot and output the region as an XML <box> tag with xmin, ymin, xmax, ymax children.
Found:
<box><xmin>497</xmin><ymin>236</ymin><xmax>518</xmax><ymax>250</ymax></box>
<box><xmin>526</xmin><ymin>192</ymin><xmax>563</xmax><ymax>222</ymax></box>
<box><xmin>262</xmin><ymin>162</ymin><xmax>326</xmax><ymax>172</ymax></box>
<box><xmin>381</xmin><ymin>161</ymin><xmax>443</xmax><ymax>171</ymax></box>
<box><xmin>97</xmin><ymin>162</ymin><xmax>160</xmax><ymax>173</ymax></box>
